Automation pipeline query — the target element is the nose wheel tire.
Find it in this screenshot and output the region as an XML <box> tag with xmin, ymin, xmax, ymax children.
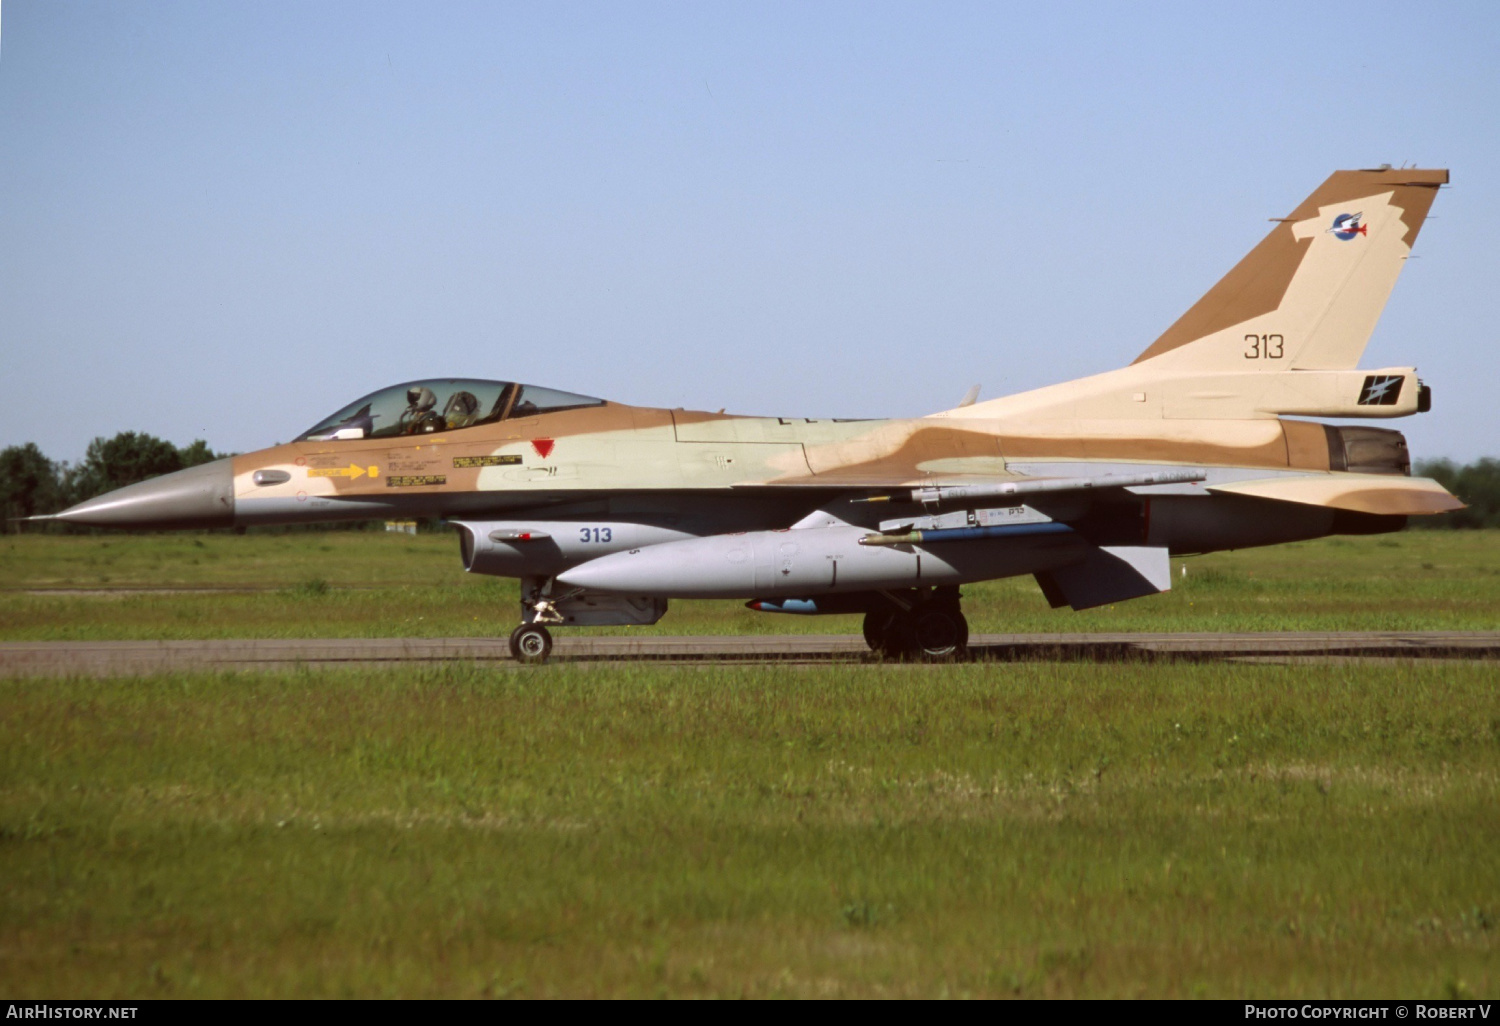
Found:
<box><xmin>509</xmin><ymin>623</ymin><xmax>554</xmax><ymax>664</ymax></box>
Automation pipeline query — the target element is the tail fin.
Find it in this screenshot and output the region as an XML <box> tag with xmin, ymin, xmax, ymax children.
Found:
<box><xmin>1133</xmin><ymin>168</ymin><xmax>1446</xmax><ymax>372</ymax></box>
<box><xmin>933</xmin><ymin>168</ymin><xmax>1447</xmax><ymax>423</ymax></box>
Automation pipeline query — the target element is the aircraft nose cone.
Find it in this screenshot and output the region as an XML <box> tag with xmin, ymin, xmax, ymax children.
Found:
<box><xmin>51</xmin><ymin>458</ymin><xmax>236</xmax><ymax>529</ymax></box>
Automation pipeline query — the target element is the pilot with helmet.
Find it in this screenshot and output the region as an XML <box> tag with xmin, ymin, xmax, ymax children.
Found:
<box><xmin>399</xmin><ymin>386</ymin><xmax>442</xmax><ymax>434</ymax></box>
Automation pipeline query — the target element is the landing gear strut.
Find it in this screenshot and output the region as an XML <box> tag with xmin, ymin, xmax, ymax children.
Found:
<box><xmin>862</xmin><ymin>589</ymin><xmax>969</xmax><ymax>661</ymax></box>
<box><xmin>508</xmin><ymin>576</ymin><xmax>669</xmax><ymax>664</ymax></box>
<box><xmin>509</xmin><ymin>623</ymin><xmax>553</xmax><ymax>664</ymax></box>
<box><xmin>511</xmin><ymin>577</ymin><xmax>568</xmax><ymax>665</ymax></box>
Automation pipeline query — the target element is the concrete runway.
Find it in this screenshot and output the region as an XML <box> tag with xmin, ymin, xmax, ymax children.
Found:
<box><xmin>1</xmin><ymin>632</ymin><xmax>1497</xmax><ymax>676</ymax></box>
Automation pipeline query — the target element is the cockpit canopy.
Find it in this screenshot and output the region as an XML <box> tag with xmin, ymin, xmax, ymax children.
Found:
<box><xmin>297</xmin><ymin>378</ymin><xmax>604</xmax><ymax>442</ymax></box>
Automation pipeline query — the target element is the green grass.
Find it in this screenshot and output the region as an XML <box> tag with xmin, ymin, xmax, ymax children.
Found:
<box><xmin>1</xmin><ymin>530</ymin><xmax>1497</xmax><ymax>639</ymax></box>
<box><xmin>2</xmin><ymin>661</ymin><xmax>1497</xmax><ymax>997</ymax></box>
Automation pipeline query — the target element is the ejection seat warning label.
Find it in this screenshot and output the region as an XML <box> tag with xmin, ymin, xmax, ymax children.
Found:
<box><xmin>387</xmin><ymin>475</ymin><xmax>447</xmax><ymax>487</ymax></box>
<box><xmin>453</xmin><ymin>455</ymin><xmax>522</xmax><ymax>468</ymax></box>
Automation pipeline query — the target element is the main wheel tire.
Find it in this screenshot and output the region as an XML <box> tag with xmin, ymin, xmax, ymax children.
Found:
<box><xmin>877</xmin><ymin>614</ymin><xmax>916</xmax><ymax>661</ymax></box>
<box><xmin>906</xmin><ymin>607</ymin><xmax>969</xmax><ymax>661</ymax></box>
<box><xmin>862</xmin><ymin>610</ymin><xmax>895</xmax><ymax>652</ymax></box>
<box><xmin>509</xmin><ymin>623</ymin><xmax>553</xmax><ymax>664</ymax></box>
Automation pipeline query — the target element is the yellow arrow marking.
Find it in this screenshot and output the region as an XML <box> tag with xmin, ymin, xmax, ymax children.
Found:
<box><xmin>308</xmin><ymin>464</ymin><xmax>377</xmax><ymax>480</ymax></box>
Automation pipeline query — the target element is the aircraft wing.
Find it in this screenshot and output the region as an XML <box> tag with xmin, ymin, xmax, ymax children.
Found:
<box><xmin>740</xmin><ymin>468</ymin><xmax>1207</xmax><ymax>501</ymax></box>
<box><xmin>746</xmin><ymin>467</ymin><xmax>1461</xmax><ymax>520</ymax></box>
<box><xmin>1206</xmin><ymin>474</ymin><xmax>1464</xmax><ymax>515</ymax></box>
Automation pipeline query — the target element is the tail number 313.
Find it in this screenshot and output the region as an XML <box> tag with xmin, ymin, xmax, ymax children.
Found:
<box><xmin>1244</xmin><ymin>334</ymin><xmax>1285</xmax><ymax>359</ymax></box>
<box><xmin>580</xmin><ymin>527</ymin><xmax>613</xmax><ymax>543</ymax></box>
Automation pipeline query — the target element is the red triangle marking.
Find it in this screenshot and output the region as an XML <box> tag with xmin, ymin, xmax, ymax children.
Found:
<box><xmin>531</xmin><ymin>438</ymin><xmax>555</xmax><ymax>459</ymax></box>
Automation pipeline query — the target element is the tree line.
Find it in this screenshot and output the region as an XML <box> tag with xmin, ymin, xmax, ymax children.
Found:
<box><xmin>1</xmin><ymin>432</ymin><xmax>226</xmax><ymax>531</ymax></box>
<box><xmin>2</xmin><ymin>433</ymin><xmax>1497</xmax><ymax>531</ymax></box>
<box><xmin>1411</xmin><ymin>458</ymin><xmax>1500</xmax><ymax>529</ymax></box>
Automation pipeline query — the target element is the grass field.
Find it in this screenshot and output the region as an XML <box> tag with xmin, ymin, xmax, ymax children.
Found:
<box><xmin>1</xmin><ymin>531</ymin><xmax>1497</xmax><ymax>997</ymax></box>
<box><xmin>1</xmin><ymin>529</ymin><xmax>1497</xmax><ymax>639</ymax></box>
<box><xmin>2</xmin><ymin>661</ymin><xmax>1497</xmax><ymax>998</ymax></box>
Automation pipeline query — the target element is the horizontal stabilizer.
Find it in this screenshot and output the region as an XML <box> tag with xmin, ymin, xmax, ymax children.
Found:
<box><xmin>1208</xmin><ymin>474</ymin><xmax>1462</xmax><ymax>516</ymax></box>
<box><xmin>1036</xmin><ymin>546</ymin><xmax>1171</xmax><ymax>611</ymax></box>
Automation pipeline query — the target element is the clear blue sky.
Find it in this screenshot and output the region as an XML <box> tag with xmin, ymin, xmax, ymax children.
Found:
<box><xmin>2</xmin><ymin>1</ymin><xmax>1495</xmax><ymax>463</ymax></box>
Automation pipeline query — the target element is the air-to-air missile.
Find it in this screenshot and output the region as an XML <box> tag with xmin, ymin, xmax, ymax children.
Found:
<box><xmin>35</xmin><ymin>169</ymin><xmax>1464</xmax><ymax>663</ymax></box>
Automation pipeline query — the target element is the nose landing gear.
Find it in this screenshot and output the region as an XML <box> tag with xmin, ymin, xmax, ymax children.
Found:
<box><xmin>508</xmin><ymin>623</ymin><xmax>554</xmax><ymax>664</ymax></box>
<box><xmin>506</xmin><ymin>577</ymin><xmax>669</xmax><ymax>664</ymax></box>
<box><xmin>511</xmin><ymin>577</ymin><xmax>567</xmax><ymax>665</ymax></box>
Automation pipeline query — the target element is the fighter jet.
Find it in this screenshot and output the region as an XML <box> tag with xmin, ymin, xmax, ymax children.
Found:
<box><xmin>44</xmin><ymin>168</ymin><xmax>1463</xmax><ymax>662</ymax></box>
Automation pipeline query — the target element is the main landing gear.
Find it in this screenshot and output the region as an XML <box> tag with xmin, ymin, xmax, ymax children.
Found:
<box><xmin>862</xmin><ymin>588</ymin><xmax>970</xmax><ymax>662</ymax></box>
